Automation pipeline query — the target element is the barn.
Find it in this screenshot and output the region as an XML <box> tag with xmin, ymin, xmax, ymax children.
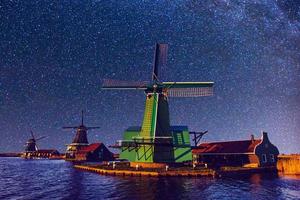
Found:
<box><xmin>192</xmin><ymin>132</ymin><xmax>279</xmax><ymax>168</ymax></box>
<box><xmin>75</xmin><ymin>143</ymin><xmax>114</xmax><ymax>162</ymax></box>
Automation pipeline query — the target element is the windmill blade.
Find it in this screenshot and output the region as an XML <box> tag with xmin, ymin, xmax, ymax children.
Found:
<box><xmin>87</xmin><ymin>126</ymin><xmax>101</xmax><ymax>129</ymax></box>
<box><xmin>81</xmin><ymin>110</ymin><xmax>84</xmax><ymax>126</ymax></box>
<box><xmin>152</xmin><ymin>43</ymin><xmax>168</xmax><ymax>81</ymax></box>
<box><xmin>36</xmin><ymin>136</ymin><xmax>48</xmax><ymax>141</ymax></box>
<box><xmin>162</xmin><ymin>82</ymin><xmax>214</xmax><ymax>97</ymax></box>
<box><xmin>162</xmin><ymin>82</ymin><xmax>214</xmax><ymax>88</ymax></box>
<box><xmin>87</xmin><ymin>127</ymin><xmax>101</xmax><ymax>130</ymax></box>
<box><xmin>102</xmin><ymin>79</ymin><xmax>149</xmax><ymax>90</ymax></box>
<box><xmin>30</xmin><ymin>130</ymin><xmax>35</xmax><ymax>140</ymax></box>
<box><xmin>167</xmin><ymin>87</ymin><xmax>213</xmax><ymax>97</ymax></box>
<box><xmin>62</xmin><ymin>126</ymin><xmax>78</xmax><ymax>129</ymax></box>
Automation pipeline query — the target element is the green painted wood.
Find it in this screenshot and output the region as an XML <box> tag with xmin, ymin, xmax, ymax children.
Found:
<box><xmin>140</xmin><ymin>93</ymin><xmax>158</xmax><ymax>138</ymax></box>
<box><xmin>135</xmin><ymin>93</ymin><xmax>159</xmax><ymax>162</ymax></box>
<box><xmin>119</xmin><ymin>94</ymin><xmax>193</xmax><ymax>163</ymax></box>
<box><xmin>119</xmin><ymin>131</ymin><xmax>138</xmax><ymax>162</ymax></box>
<box><xmin>172</xmin><ymin>130</ymin><xmax>192</xmax><ymax>162</ymax></box>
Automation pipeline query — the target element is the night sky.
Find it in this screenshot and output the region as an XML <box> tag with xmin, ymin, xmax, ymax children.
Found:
<box><xmin>0</xmin><ymin>0</ymin><xmax>299</xmax><ymax>153</ymax></box>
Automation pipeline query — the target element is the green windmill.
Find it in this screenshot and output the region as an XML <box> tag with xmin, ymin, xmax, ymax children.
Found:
<box><xmin>103</xmin><ymin>44</ymin><xmax>214</xmax><ymax>163</ymax></box>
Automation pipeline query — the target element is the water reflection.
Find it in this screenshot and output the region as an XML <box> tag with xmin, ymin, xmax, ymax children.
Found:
<box><xmin>0</xmin><ymin>158</ymin><xmax>300</xmax><ymax>200</ymax></box>
<box><xmin>106</xmin><ymin>176</ymin><xmax>217</xmax><ymax>200</ymax></box>
<box><xmin>64</xmin><ymin>163</ymin><xmax>84</xmax><ymax>200</ymax></box>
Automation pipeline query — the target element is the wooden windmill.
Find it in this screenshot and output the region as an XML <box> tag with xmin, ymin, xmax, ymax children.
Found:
<box><xmin>103</xmin><ymin>44</ymin><xmax>214</xmax><ymax>163</ymax></box>
<box><xmin>24</xmin><ymin>130</ymin><xmax>47</xmax><ymax>152</ymax></box>
<box><xmin>63</xmin><ymin>110</ymin><xmax>100</xmax><ymax>159</ymax></box>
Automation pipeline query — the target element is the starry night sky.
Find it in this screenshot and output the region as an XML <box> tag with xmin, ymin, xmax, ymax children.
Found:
<box><xmin>0</xmin><ymin>0</ymin><xmax>299</xmax><ymax>153</ymax></box>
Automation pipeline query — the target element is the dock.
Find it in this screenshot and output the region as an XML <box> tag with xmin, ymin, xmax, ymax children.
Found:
<box><xmin>74</xmin><ymin>164</ymin><xmax>277</xmax><ymax>178</ymax></box>
<box><xmin>74</xmin><ymin>164</ymin><xmax>216</xmax><ymax>177</ymax></box>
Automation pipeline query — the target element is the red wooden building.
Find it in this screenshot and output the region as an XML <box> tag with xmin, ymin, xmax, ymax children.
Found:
<box><xmin>74</xmin><ymin>143</ymin><xmax>114</xmax><ymax>162</ymax></box>
<box><xmin>192</xmin><ymin>132</ymin><xmax>279</xmax><ymax>168</ymax></box>
<box><xmin>23</xmin><ymin>149</ymin><xmax>60</xmax><ymax>159</ymax></box>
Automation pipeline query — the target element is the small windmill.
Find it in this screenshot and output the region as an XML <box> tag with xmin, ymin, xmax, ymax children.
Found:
<box><xmin>102</xmin><ymin>43</ymin><xmax>214</xmax><ymax>163</ymax></box>
<box><xmin>63</xmin><ymin>111</ymin><xmax>100</xmax><ymax>159</ymax></box>
<box><xmin>63</xmin><ymin>110</ymin><xmax>100</xmax><ymax>145</ymax></box>
<box><xmin>24</xmin><ymin>130</ymin><xmax>47</xmax><ymax>152</ymax></box>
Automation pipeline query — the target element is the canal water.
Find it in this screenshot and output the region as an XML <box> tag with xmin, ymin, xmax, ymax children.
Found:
<box><xmin>0</xmin><ymin>157</ymin><xmax>299</xmax><ymax>200</ymax></box>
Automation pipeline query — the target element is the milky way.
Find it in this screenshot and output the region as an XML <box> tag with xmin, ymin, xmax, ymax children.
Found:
<box><xmin>0</xmin><ymin>0</ymin><xmax>299</xmax><ymax>153</ymax></box>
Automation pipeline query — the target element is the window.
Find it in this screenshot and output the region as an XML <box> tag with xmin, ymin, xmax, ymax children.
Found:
<box><xmin>262</xmin><ymin>154</ymin><xmax>267</xmax><ymax>163</ymax></box>
<box><xmin>270</xmin><ymin>154</ymin><xmax>275</xmax><ymax>162</ymax></box>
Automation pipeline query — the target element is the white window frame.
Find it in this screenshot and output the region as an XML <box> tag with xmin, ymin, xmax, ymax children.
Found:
<box><xmin>270</xmin><ymin>154</ymin><xmax>275</xmax><ymax>162</ymax></box>
<box><xmin>262</xmin><ymin>154</ymin><xmax>267</xmax><ymax>163</ymax></box>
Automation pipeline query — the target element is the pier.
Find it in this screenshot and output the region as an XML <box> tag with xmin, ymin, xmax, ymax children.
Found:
<box><xmin>74</xmin><ymin>164</ymin><xmax>277</xmax><ymax>178</ymax></box>
<box><xmin>74</xmin><ymin>164</ymin><xmax>216</xmax><ymax>177</ymax></box>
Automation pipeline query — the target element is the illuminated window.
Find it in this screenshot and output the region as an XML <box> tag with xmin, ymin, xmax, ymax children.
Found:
<box><xmin>270</xmin><ymin>154</ymin><xmax>275</xmax><ymax>162</ymax></box>
<box><xmin>262</xmin><ymin>154</ymin><xmax>267</xmax><ymax>163</ymax></box>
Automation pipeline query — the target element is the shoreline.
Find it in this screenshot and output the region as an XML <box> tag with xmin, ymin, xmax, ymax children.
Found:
<box><xmin>74</xmin><ymin>164</ymin><xmax>277</xmax><ymax>178</ymax></box>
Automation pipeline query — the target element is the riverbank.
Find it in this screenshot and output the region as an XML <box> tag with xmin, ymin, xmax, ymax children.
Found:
<box><xmin>277</xmin><ymin>154</ymin><xmax>300</xmax><ymax>175</ymax></box>
<box><xmin>2</xmin><ymin>152</ymin><xmax>299</xmax><ymax>176</ymax></box>
<box><xmin>0</xmin><ymin>153</ymin><xmax>21</xmax><ymax>157</ymax></box>
<box><xmin>74</xmin><ymin>164</ymin><xmax>277</xmax><ymax>178</ymax></box>
<box><xmin>74</xmin><ymin>164</ymin><xmax>216</xmax><ymax>177</ymax></box>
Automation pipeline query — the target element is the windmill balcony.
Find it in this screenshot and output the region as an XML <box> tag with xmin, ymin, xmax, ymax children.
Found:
<box><xmin>114</xmin><ymin>137</ymin><xmax>173</xmax><ymax>148</ymax></box>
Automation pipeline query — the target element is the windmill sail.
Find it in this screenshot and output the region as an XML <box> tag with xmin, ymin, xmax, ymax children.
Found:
<box><xmin>36</xmin><ymin>136</ymin><xmax>47</xmax><ymax>141</ymax></box>
<box><xmin>87</xmin><ymin>127</ymin><xmax>101</xmax><ymax>130</ymax></box>
<box><xmin>30</xmin><ymin>130</ymin><xmax>35</xmax><ymax>140</ymax></box>
<box><xmin>102</xmin><ymin>79</ymin><xmax>148</xmax><ymax>90</ymax></box>
<box><xmin>81</xmin><ymin>110</ymin><xmax>84</xmax><ymax>126</ymax></box>
<box><xmin>152</xmin><ymin>43</ymin><xmax>168</xmax><ymax>81</ymax></box>
<box><xmin>167</xmin><ymin>87</ymin><xmax>213</xmax><ymax>97</ymax></box>
<box><xmin>162</xmin><ymin>82</ymin><xmax>214</xmax><ymax>97</ymax></box>
<box><xmin>62</xmin><ymin>126</ymin><xmax>79</xmax><ymax>129</ymax></box>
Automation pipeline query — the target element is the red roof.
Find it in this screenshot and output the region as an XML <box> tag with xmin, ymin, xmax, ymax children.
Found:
<box><xmin>192</xmin><ymin>139</ymin><xmax>261</xmax><ymax>154</ymax></box>
<box><xmin>77</xmin><ymin>143</ymin><xmax>102</xmax><ymax>153</ymax></box>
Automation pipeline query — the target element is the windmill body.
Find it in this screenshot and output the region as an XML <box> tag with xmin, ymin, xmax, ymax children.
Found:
<box><xmin>72</xmin><ymin>125</ymin><xmax>89</xmax><ymax>144</ymax></box>
<box><xmin>63</xmin><ymin>111</ymin><xmax>100</xmax><ymax>160</ymax></box>
<box><xmin>103</xmin><ymin>44</ymin><xmax>214</xmax><ymax>163</ymax></box>
<box><xmin>24</xmin><ymin>138</ymin><xmax>38</xmax><ymax>152</ymax></box>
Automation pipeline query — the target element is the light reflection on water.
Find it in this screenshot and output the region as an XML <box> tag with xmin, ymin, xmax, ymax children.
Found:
<box><xmin>0</xmin><ymin>157</ymin><xmax>299</xmax><ymax>200</ymax></box>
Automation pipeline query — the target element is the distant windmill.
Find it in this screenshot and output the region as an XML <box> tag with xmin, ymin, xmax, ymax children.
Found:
<box><xmin>24</xmin><ymin>130</ymin><xmax>47</xmax><ymax>152</ymax></box>
<box><xmin>63</xmin><ymin>110</ymin><xmax>100</xmax><ymax>145</ymax></box>
<box><xmin>63</xmin><ymin>110</ymin><xmax>100</xmax><ymax>159</ymax></box>
<box><xmin>102</xmin><ymin>43</ymin><xmax>214</xmax><ymax>163</ymax></box>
